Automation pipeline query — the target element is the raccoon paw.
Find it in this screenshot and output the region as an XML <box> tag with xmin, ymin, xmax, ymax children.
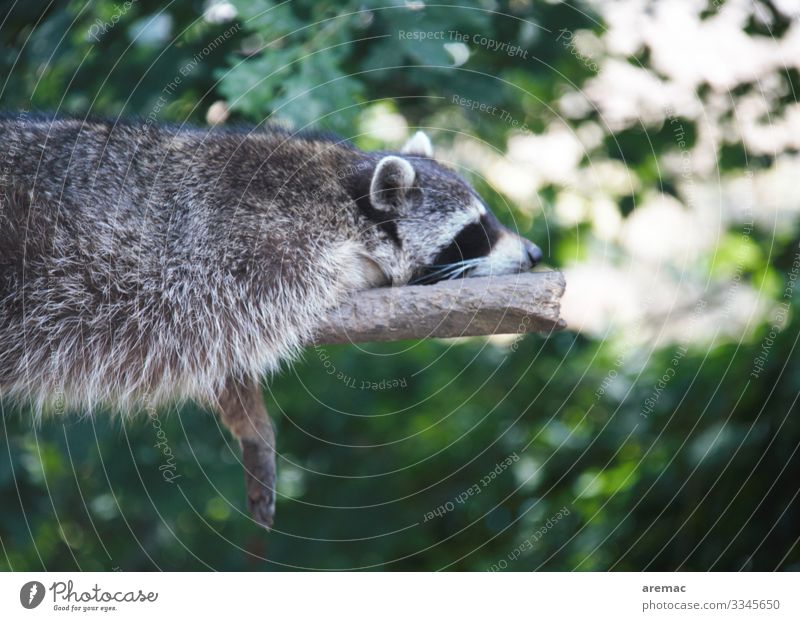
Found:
<box><xmin>241</xmin><ymin>439</ymin><xmax>276</xmax><ymax>529</ymax></box>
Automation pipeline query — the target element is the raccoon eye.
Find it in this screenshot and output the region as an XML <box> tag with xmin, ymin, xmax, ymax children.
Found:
<box><xmin>430</xmin><ymin>213</ymin><xmax>503</xmax><ymax>267</ymax></box>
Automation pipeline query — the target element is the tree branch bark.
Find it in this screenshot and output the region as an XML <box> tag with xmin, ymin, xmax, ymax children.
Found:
<box><xmin>313</xmin><ymin>271</ymin><xmax>566</xmax><ymax>346</ymax></box>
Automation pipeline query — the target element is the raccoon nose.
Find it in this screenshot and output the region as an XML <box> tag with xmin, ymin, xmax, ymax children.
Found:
<box><xmin>523</xmin><ymin>239</ymin><xmax>543</xmax><ymax>267</ymax></box>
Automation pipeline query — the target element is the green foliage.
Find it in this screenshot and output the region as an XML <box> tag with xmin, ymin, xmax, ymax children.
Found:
<box><xmin>1</xmin><ymin>0</ymin><xmax>798</xmax><ymax>571</ymax></box>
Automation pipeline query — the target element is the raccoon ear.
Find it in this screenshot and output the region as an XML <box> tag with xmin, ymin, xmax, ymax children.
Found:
<box><xmin>370</xmin><ymin>156</ymin><xmax>416</xmax><ymax>211</ymax></box>
<box><xmin>401</xmin><ymin>131</ymin><xmax>433</xmax><ymax>157</ymax></box>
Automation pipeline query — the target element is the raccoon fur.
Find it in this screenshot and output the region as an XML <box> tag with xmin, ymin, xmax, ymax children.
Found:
<box><xmin>0</xmin><ymin>114</ymin><xmax>542</xmax><ymax>526</ymax></box>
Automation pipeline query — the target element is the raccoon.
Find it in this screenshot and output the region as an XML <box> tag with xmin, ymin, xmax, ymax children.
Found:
<box><xmin>0</xmin><ymin>115</ymin><xmax>542</xmax><ymax>527</ymax></box>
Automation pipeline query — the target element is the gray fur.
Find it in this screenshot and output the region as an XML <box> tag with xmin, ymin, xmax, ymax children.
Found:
<box><xmin>0</xmin><ymin>115</ymin><xmax>540</xmax><ymax>415</ymax></box>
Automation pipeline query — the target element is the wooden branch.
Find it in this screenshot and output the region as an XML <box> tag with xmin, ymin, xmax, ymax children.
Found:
<box><xmin>313</xmin><ymin>271</ymin><xmax>566</xmax><ymax>345</ymax></box>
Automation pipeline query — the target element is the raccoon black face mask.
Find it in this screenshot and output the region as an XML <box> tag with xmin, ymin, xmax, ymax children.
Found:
<box><xmin>342</xmin><ymin>130</ymin><xmax>542</xmax><ymax>286</ymax></box>
<box><xmin>0</xmin><ymin>115</ymin><xmax>541</xmax><ymax>526</ymax></box>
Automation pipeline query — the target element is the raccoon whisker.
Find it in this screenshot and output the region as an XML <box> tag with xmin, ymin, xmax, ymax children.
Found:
<box><xmin>410</xmin><ymin>265</ymin><xmax>463</xmax><ymax>284</ymax></box>
<box><xmin>436</xmin><ymin>258</ymin><xmax>484</xmax><ymax>269</ymax></box>
<box><xmin>410</xmin><ymin>271</ymin><xmax>453</xmax><ymax>285</ymax></box>
<box><xmin>416</xmin><ymin>261</ymin><xmax>467</xmax><ymax>276</ymax></box>
<box><xmin>445</xmin><ymin>263</ymin><xmax>477</xmax><ymax>280</ymax></box>
<box><xmin>436</xmin><ymin>258</ymin><xmax>482</xmax><ymax>271</ymax></box>
<box><xmin>429</xmin><ymin>258</ymin><xmax>484</xmax><ymax>273</ymax></box>
<box><xmin>410</xmin><ymin>260</ymin><xmax>481</xmax><ymax>285</ymax></box>
<box><xmin>410</xmin><ymin>267</ymin><xmax>452</xmax><ymax>284</ymax></box>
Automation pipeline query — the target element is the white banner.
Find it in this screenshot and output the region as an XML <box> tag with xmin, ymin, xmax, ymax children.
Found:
<box><xmin>0</xmin><ymin>572</ymin><xmax>796</xmax><ymax>620</ymax></box>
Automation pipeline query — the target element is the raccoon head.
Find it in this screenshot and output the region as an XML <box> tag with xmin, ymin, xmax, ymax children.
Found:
<box><xmin>356</xmin><ymin>131</ymin><xmax>542</xmax><ymax>286</ymax></box>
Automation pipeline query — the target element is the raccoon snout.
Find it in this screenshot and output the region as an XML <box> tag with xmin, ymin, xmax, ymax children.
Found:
<box><xmin>523</xmin><ymin>238</ymin><xmax>543</xmax><ymax>267</ymax></box>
